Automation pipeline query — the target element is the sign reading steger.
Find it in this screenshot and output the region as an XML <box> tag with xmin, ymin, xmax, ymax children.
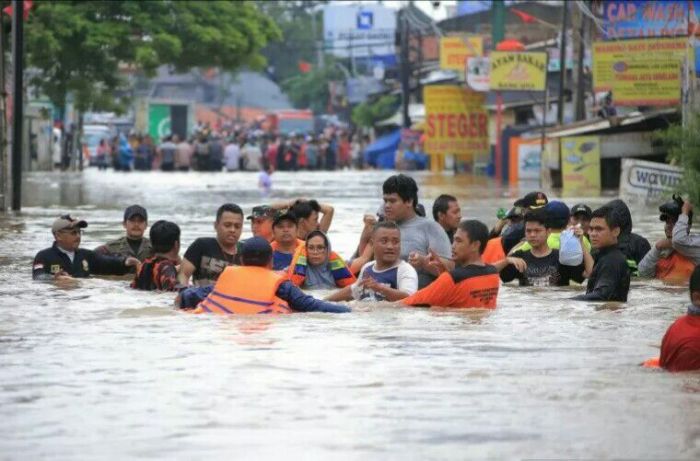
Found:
<box><xmin>423</xmin><ymin>86</ymin><xmax>489</xmax><ymax>156</ymax></box>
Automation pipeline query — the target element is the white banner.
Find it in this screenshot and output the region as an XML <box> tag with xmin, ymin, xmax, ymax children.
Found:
<box><xmin>466</xmin><ymin>57</ymin><xmax>490</xmax><ymax>92</ymax></box>
<box><xmin>323</xmin><ymin>4</ymin><xmax>396</xmax><ymax>59</ymax></box>
<box><xmin>619</xmin><ymin>158</ymin><xmax>683</xmax><ymax>201</ymax></box>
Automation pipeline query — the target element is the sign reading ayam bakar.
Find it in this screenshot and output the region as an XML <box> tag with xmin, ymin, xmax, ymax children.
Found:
<box><xmin>423</xmin><ymin>86</ymin><xmax>489</xmax><ymax>156</ymax></box>
<box><xmin>489</xmin><ymin>52</ymin><xmax>547</xmax><ymax>91</ymax></box>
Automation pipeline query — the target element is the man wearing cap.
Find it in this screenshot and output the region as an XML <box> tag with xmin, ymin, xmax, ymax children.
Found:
<box><xmin>247</xmin><ymin>205</ymin><xmax>277</xmax><ymax>242</ymax></box>
<box><xmin>95</xmin><ymin>205</ymin><xmax>153</xmax><ymax>264</ymax></box>
<box><xmin>271</xmin><ymin>211</ymin><xmax>303</xmax><ymax>271</ymax></box>
<box><xmin>639</xmin><ymin>198</ymin><xmax>696</xmax><ymax>282</ymax></box>
<box><xmin>570</xmin><ymin>204</ymin><xmax>592</xmax><ymax>238</ymax></box>
<box><xmin>515</xmin><ymin>201</ymin><xmax>592</xmax><ymax>254</ymax></box>
<box><xmin>184</xmin><ymin>237</ymin><xmax>350</xmax><ymax>314</ymax></box>
<box><xmin>33</xmin><ymin>215</ymin><xmax>140</xmax><ymax>280</ymax></box>
<box><xmin>501</xmin><ymin>192</ymin><xmax>548</xmax><ymax>254</ymax></box>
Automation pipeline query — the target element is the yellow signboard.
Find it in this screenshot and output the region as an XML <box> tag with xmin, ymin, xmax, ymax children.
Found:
<box><xmin>439</xmin><ymin>36</ymin><xmax>483</xmax><ymax>71</ymax></box>
<box><xmin>489</xmin><ymin>52</ymin><xmax>547</xmax><ymax>91</ymax></box>
<box><xmin>592</xmin><ymin>38</ymin><xmax>685</xmax><ymax>106</ymax></box>
<box><xmin>561</xmin><ymin>136</ymin><xmax>601</xmax><ymax>193</ymax></box>
<box><xmin>423</xmin><ymin>85</ymin><xmax>489</xmax><ymax>156</ymax></box>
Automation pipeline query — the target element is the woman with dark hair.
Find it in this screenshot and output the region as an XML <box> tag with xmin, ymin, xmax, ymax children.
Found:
<box><xmin>288</xmin><ymin>230</ymin><xmax>355</xmax><ymax>290</ymax></box>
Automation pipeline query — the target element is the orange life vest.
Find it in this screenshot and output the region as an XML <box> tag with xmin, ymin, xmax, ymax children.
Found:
<box><xmin>656</xmin><ymin>251</ymin><xmax>696</xmax><ymax>283</ymax></box>
<box><xmin>193</xmin><ymin>266</ymin><xmax>292</xmax><ymax>315</ymax></box>
<box><xmin>482</xmin><ymin>237</ymin><xmax>506</xmax><ymax>265</ymax></box>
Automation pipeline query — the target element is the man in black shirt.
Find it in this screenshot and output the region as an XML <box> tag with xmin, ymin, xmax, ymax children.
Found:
<box><xmin>432</xmin><ymin>194</ymin><xmax>461</xmax><ymax>243</ymax></box>
<box><xmin>33</xmin><ymin>215</ymin><xmax>139</xmax><ymax>280</ymax></box>
<box><xmin>178</xmin><ymin>203</ymin><xmax>244</xmax><ymax>286</ymax></box>
<box><xmin>495</xmin><ymin>209</ymin><xmax>591</xmax><ymax>287</ymax></box>
<box><xmin>573</xmin><ymin>205</ymin><xmax>631</xmax><ymax>302</ymax></box>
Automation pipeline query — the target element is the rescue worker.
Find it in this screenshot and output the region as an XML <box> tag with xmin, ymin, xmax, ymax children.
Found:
<box><xmin>247</xmin><ymin>205</ymin><xmax>277</xmax><ymax>242</ymax></box>
<box><xmin>271</xmin><ymin>211</ymin><xmax>303</xmax><ymax>271</ymax></box>
<box><xmin>402</xmin><ymin>220</ymin><xmax>500</xmax><ymax>309</ymax></box>
<box><xmin>131</xmin><ymin>220</ymin><xmax>181</xmax><ymax>291</ymax></box>
<box><xmin>658</xmin><ymin>265</ymin><xmax>700</xmax><ymax>372</ymax></box>
<box><xmin>432</xmin><ymin>194</ymin><xmax>461</xmax><ymax>243</ymax></box>
<box><xmin>671</xmin><ymin>198</ymin><xmax>700</xmax><ymax>265</ymax></box>
<box><xmin>191</xmin><ymin>237</ymin><xmax>350</xmax><ymax>314</ymax></box>
<box><xmin>572</xmin><ymin>205</ymin><xmax>631</xmax><ymax>302</ymax></box>
<box><xmin>33</xmin><ymin>215</ymin><xmax>139</xmax><ymax>280</ymax></box>
<box><xmin>327</xmin><ymin>221</ymin><xmax>418</xmax><ymax>302</ymax></box>
<box><xmin>178</xmin><ymin>203</ymin><xmax>244</xmax><ymax>286</ymax></box>
<box><xmin>95</xmin><ymin>204</ymin><xmax>153</xmax><ymax>264</ymax></box>
<box><xmin>639</xmin><ymin>198</ymin><xmax>696</xmax><ymax>283</ymax></box>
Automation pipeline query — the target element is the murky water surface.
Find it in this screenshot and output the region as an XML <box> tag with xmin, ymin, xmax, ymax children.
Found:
<box><xmin>1</xmin><ymin>170</ymin><xmax>699</xmax><ymax>459</ymax></box>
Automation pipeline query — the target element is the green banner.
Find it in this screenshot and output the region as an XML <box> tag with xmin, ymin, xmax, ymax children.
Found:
<box><xmin>148</xmin><ymin>104</ymin><xmax>171</xmax><ymax>140</ymax></box>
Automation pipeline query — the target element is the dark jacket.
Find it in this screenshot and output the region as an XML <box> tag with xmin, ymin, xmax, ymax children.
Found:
<box><xmin>178</xmin><ymin>281</ymin><xmax>350</xmax><ymax>313</ymax></box>
<box><xmin>606</xmin><ymin>199</ymin><xmax>651</xmax><ymax>270</ymax></box>
<box><xmin>33</xmin><ymin>242</ymin><xmax>129</xmax><ymax>280</ymax></box>
<box><xmin>572</xmin><ymin>245</ymin><xmax>630</xmax><ymax>302</ymax></box>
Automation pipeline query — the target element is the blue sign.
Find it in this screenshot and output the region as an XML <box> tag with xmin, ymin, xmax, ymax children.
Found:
<box><xmin>602</xmin><ymin>0</ymin><xmax>689</xmax><ymax>39</ymax></box>
<box><xmin>357</xmin><ymin>11</ymin><xmax>373</xmax><ymax>30</ymax></box>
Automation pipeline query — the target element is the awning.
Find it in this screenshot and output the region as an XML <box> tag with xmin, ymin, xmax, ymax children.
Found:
<box><xmin>364</xmin><ymin>129</ymin><xmax>401</xmax><ymax>169</ymax></box>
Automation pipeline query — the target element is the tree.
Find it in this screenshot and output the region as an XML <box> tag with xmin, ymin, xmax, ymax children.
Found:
<box><xmin>351</xmin><ymin>95</ymin><xmax>400</xmax><ymax>128</ymax></box>
<box><xmin>281</xmin><ymin>62</ymin><xmax>343</xmax><ymax>113</ymax></box>
<box><xmin>25</xmin><ymin>1</ymin><xmax>281</xmax><ymax>113</ymax></box>
<box><xmin>656</xmin><ymin>115</ymin><xmax>700</xmax><ymax>206</ymax></box>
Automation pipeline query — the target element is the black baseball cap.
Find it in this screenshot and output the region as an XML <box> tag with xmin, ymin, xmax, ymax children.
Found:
<box><xmin>571</xmin><ymin>203</ymin><xmax>592</xmax><ymax>219</ymax></box>
<box><xmin>659</xmin><ymin>200</ymin><xmax>682</xmax><ymax>221</ymax></box>
<box><xmin>124</xmin><ymin>205</ymin><xmax>148</xmax><ymax>221</ymax></box>
<box><xmin>505</xmin><ymin>206</ymin><xmax>524</xmax><ymax>220</ymax></box>
<box><xmin>273</xmin><ymin>211</ymin><xmax>298</xmax><ymax>228</ymax></box>
<box><xmin>240</xmin><ymin>236</ymin><xmax>273</xmax><ymax>266</ymax></box>
<box><xmin>247</xmin><ymin>205</ymin><xmax>277</xmax><ymax>220</ymax></box>
<box><xmin>519</xmin><ymin>191</ymin><xmax>548</xmax><ymax>209</ymax></box>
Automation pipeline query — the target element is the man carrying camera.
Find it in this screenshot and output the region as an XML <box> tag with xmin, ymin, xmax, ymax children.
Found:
<box><xmin>639</xmin><ymin>196</ymin><xmax>697</xmax><ymax>283</ymax></box>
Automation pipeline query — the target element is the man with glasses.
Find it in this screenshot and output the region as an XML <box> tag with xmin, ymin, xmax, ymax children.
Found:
<box><xmin>32</xmin><ymin>215</ymin><xmax>140</xmax><ymax>280</ymax></box>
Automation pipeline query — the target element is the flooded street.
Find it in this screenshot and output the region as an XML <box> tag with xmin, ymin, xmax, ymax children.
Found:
<box><xmin>1</xmin><ymin>170</ymin><xmax>699</xmax><ymax>459</ymax></box>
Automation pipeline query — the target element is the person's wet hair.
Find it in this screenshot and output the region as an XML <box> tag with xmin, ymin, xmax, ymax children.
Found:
<box><xmin>524</xmin><ymin>208</ymin><xmax>547</xmax><ymax>227</ymax></box>
<box><xmin>591</xmin><ymin>205</ymin><xmax>621</xmax><ymax>230</ymax></box>
<box><xmin>291</xmin><ymin>199</ymin><xmax>320</xmax><ymax>220</ymax></box>
<box><xmin>383</xmin><ymin>174</ymin><xmax>418</xmax><ymax>208</ymax></box>
<box><xmin>691</xmin><ymin>266</ymin><xmax>700</xmax><ymax>296</ymax></box>
<box><xmin>458</xmin><ymin>219</ymin><xmax>489</xmax><ymax>254</ymax></box>
<box><xmin>432</xmin><ymin>194</ymin><xmax>457</xmax><ymax>221</ymax></box>
<box><xmin>216</xmin><ymin>203</ymin><xmax>243</xmax><ymax>222</ymax></box>
<box><xmin>150</xmin><ymin>220</ymin><xmax>180</xmax><ymax>254</ymax></box>
<box><xmin>372</xmin><ymin>220</ymin><xmax>400</xmax><ymax>235</ymax></box>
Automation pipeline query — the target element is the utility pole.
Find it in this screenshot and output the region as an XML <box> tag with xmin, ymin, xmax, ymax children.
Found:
<box><xmin>11</xmin><ymin>0</ymin><xmax>23</xmax><ymax>211</ymax></box>
<box><xmin>492</xmin><ymin>0</ymin><xmax>505</xmax><ymax>182</ymax></box>
<box><xmin>400</xmin><ymin>11</ymin><xmax>411</xmax><ymax>128</ymax></box>
<box><xmin>557</xmin><ymin>1</ymin><xmax>568</xmax><ymax>126</ymax></box>
<box><xmin>0</xmin><ymin>5</ymin><xmax>6</xmax><ymax>210</ymax></box>
<box><xmin>573</xmin><ymin>1</ymin><xmax>588</xmax><ymax>121</ymax></box>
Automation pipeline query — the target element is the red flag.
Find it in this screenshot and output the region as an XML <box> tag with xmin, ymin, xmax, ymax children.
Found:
<box><xmin>511</xmin><ymin>8</ymin><xmax>536</xmax><ymax>24</ymax></box>
<box><xmin>298</xmin><ymin>60</ymin><xmax>312</xmax><ymax>73</ymax></box>
<box><xmin>3</xmin><ymin>0</ymin><xmax>33</xmax><ymax>20</ymax></box>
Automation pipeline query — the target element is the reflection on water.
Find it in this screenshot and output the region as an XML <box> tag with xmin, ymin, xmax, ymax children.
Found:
<box><xmin>1</xmin><ymin>169</ymin><xmax>700</xmax><ymax>459</ymax></box>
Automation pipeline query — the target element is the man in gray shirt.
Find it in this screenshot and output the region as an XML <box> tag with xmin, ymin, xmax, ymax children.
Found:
<box><xmin>382</xmin><ymin>174</ymin><xmax>453</xmax><ymax>288</ymax></box>
<box><xmin>672</xmin><ymin>199</ymin><xmax>700</xmax><ymax>265</ymax></box>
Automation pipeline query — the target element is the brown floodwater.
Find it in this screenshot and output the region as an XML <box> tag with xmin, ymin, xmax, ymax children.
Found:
<box><xmin>0</xmin><ymin>169</ymin><xmax>699</xmax><ymax>459</ymax></box>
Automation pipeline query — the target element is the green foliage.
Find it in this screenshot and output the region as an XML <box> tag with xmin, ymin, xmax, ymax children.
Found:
<box><xmin>281</xmin><ymin>63</ymin><xmax>342</xmax><ymax>113</ymax></box>
<box><xmin>25</xmin><ymin>1</ymin><xmax>281</xmax><ymax>112</ymax></box>
<box><xmin>656</xmin><ymin>114</ymin><xmax>700</xmax><ymax>205</ymax></box>
<box><xmin>351</xmin><ymin>95</ymin><xmax>400</xmax><ymax>128</ymax></box>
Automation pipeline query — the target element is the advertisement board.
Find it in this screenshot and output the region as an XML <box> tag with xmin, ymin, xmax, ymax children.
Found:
<box><xmin>323</xmin><ymin>4</ymin><xmax>396</xmax><ymax>61</ymax></box>
<box><xmin>561</xmin><ymin>136</ymin><xmax>601</xmax><ymax>193</ymax></box>
<box><xmin>592</xmin><ymin>38</ymin><xmax>685</xmax><ymax>106</ymax></box>
<box><xmin>489</xmin><ymin>52</ymin><xmax>547</xmax><ymax>91</ymax></box>
<box><xmin>602</xmin><ymin>1</ymin><xmax>688</xmax><ymax>39</ymax></box>
<box><xmin>439</xmin><ymin>36</ymin><xmax>483</xmax><ymax>71</ymax></box>
<box><xmin>620</xmin><ymin>158</ymin><xmax>683</xmax><ymax>201</ymax></box>
<box><xmin>466</xmin><ymin>57</ymin><xmax>490</xmax><ymax>92</ymax></box>
<box><xmin>423</xmin><ymin>86</ymin><xmax>489</xmax><ymax>157</ymax></box>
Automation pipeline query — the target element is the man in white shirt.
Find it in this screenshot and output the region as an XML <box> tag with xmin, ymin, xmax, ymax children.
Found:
<box><xmin>223</xmin><ymin>138</ymin><xmax>240</xmax><ymax>172</ymax></box>
<box><xmin>327</xmin><ymin>221</ymin><xmax>418</xmax><ymax>302</ymax></box>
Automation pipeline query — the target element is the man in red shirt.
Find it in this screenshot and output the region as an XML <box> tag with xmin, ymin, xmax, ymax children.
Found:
<box><xmin>659</xmin><ymin>265</ymin><xmax>700</xmax><ymax>372</ymax></box>
<box><xmin>402</xmin><ymin>219</ymin><xmax>499</xmax><ymax>309</ymax></box>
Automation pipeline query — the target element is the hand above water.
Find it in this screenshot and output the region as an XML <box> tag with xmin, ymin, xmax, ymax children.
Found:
<box><xmin>506</xmin><ymin>256</ymin><xmax>527</xmax><ymax>273</ymax></box>
<box><xmin>683</xmin><ymin>200</ymin><xmax>693</xmax><ymax>216</ymax></box>
<box><xmin>655</xmin><ymin>238</ymin><xmax>673</xmax><ymax>251</ymax></box>
<box><xmin>426</xmin><ymin>248</ymin><xmax>447</xmax><ymax>274</ymax></box>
